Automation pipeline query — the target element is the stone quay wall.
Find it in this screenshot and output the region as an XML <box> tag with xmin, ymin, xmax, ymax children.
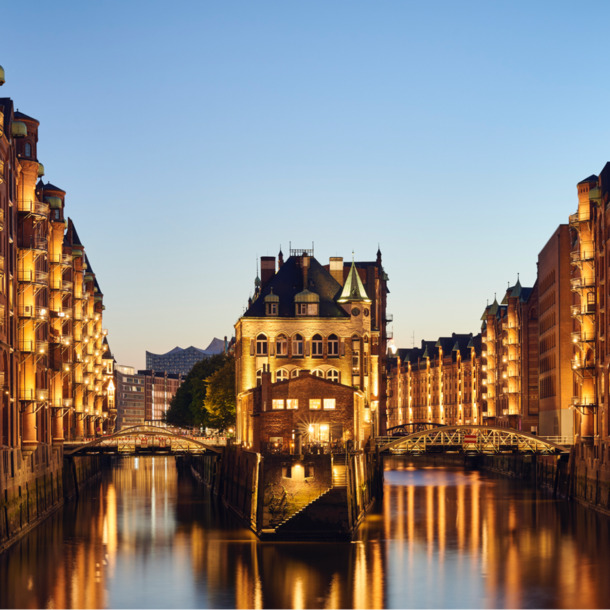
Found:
<box><xmin>0</xmin><ymin>447</ymin><xmax>103</xmax><ymax>553</ymax></box>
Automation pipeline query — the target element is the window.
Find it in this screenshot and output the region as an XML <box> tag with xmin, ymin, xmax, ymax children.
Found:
<box><xmin>328</xmin><ymin>334</ymin><xmax>339</xmax><ymax>356</ymax></box>
<box><xmin>24</xmin><ymin>142</ymin><xmax>31</xmax><ymax>158</ymax></box>
<box><xmin>272</xmin><ymin>399</ymin><xmax>285</xmax><ymax>409</ymax></box>
<box><xmin>276</xmin><ymin>369</ymin><xmax>288</xmax><ymax>382</ymax></box>
<box><xmin>312</xmin><ymin>369</ymin><xmax>324</xmax><ymax>378</ymax></box>
<box><xmin>266</xmin><ymin>302</ymin><xmax>278</xmax><ymax>316</ymax></box>
<box><xmin>309</xmin><ymin>398</ymin><xmax>321</xmax><ymax>410</ymax></box>
<box><xmin>292</xmin><ymin>334</ymin><xmax>304</xmax><ymax>357</ymax></box>
<box><xmin>296</xmin><ymin>303</ymin><xmax>308</xmax><ymax>316</ymax></box>
<box><xmin>290</xmin><ymin>368</ymin><xmax>300</xmax><ymax>379</ymax></box>
<box><xmin>256</xmin><ymin>369</ymin><xmax>263</xmax><ymax>386</ymax></box>
<box><xmin>323</xmin><ymin>398</ymin><xmax>336</xmax><ymax>410</ymax></box>
<box><xmin>286</xmin><ymin>398</ymin><xmax>298</xmax><ymax>410</ymax></box>
<box><xmin>276</xmin><ymin>334</ymin><xmax>288</xmax><ymax>356</ymax></box>
<box><xmin>256</xmin><ymin>334</ymin><xmax>268</xmax><ymax>355</ymax></box>
<box><xmin>312</xmin><ymin>334</ymin><xmax>323</xmax><ymax>357</ymax></box>
<box><xmin>327</xmin><ymin>369</ymin><xmax>340</xmax><ymax>383</ymax></box>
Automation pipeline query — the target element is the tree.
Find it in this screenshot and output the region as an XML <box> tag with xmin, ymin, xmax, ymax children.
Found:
<box><xmin>164</xmin><ymin>353</ymin><xmax>228</xmax><ymax>428</ymax></box>
<box><xmin>204</xmin><ymin>356</ymin><xmax>236</xmax><ymax>431</ymax></box>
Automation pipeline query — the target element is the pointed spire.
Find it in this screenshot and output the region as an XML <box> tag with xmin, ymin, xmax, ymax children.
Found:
<box><xmin>337</xmin><ymin>257</ymin><xmax>371</xmax><ymax>303</ymax></box>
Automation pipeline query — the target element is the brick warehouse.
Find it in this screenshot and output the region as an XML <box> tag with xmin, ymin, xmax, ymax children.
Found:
<box><xmin>235</xmin><ymin>247</ymin><xmax>389</xmax><ymax>451</ymax></box>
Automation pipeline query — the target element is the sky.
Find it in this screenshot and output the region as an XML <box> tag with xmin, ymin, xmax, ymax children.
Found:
<box><xmin>2</xmin><ymin>0</ymin><xmax>610</xmax><ymax>369</ymax></box>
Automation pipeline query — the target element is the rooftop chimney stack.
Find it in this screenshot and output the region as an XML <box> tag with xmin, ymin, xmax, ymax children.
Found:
<box><xmin>260</xmin><ymin>256</ymin><xmax>276</xmax><ymax>286</ymax></box>
<box><xmin>330</xmin><ymin>257</ymin><xmax>344</xmax><ymax>284</ymax></box>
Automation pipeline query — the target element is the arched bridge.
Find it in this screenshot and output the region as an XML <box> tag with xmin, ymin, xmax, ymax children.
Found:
<box><xmin>64</xmin><ymin>425</ymin><xmax>222</xmax><ymax>456</ymax></box>
<box><xmin>377</xmin><ymin>425</ymin><xmax>569</xmax><ymax>455</ymax></box>
<box><xmin>386</xmin><ymin>422</ymin><xmax>444</xmax><ymax>436</ymax></box>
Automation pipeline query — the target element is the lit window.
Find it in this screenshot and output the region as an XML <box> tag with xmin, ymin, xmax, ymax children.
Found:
<box><xmin>312</xmin><ymin>369</ymin><xmax>324</xmax><ymax>378</ymax></box>
<box><xmin>286</xmin><ymin>399</ymin><xmax>298</xmax><ymax>410</ymax></box>
<box><xmin>309</xmin><ymin>398</ymin><xmax>321</xmax><ymax>410</ymax></box>
<box><xmin>312</xmin><ymin>334</ymin><xmax>323</xmax><ymax>357</ymax></box>
<box><xmin>276</xmin><ymin>369</ymin><xmax>288</xmax><ymax>382</ymax></box>
<box><xmin>323</xmin><ymin>398</ymin><xmax>336</xmax><ymax>410</ymax></box>
<box><xmin>256</xmin><ymin>334</ymin><xmax>268</xmax><ymax>355</ymax></box>
<box><xmin>327</xmin><ymin>369</ymin><xmax>340</xmax><ymax>383</ymax></box>
<box><xmin>276</xmin><ymin>334</ymin><xmax>288</xmax><ymax>356</ymax></box>
<box><xmin>292</xmin><ymin>334</ymin><xmax>304</xmax><ymax>357</ymax></box>
<box><xmin>328</xmin><ymin>334</ymin><xmax>339</xmax><ymax>356</ymax></box>
<box><xmin>272</xmin><ymin>399</ymin><xmax>284</xmax><ymax>410</ymax></box>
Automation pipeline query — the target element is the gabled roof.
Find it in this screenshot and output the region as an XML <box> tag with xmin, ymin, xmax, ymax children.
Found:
<box><xmin>337</xmin><ymin>259</ymin><xmax>371</xmax><ymax>303</ymax></box>
<box><xmin>42</xmin><ymin>182</ymin><xmax>66</xmax><ymax>194</ymax></box>
<box><xmin>14</xmin><ymin>110</ymin><xmax>39</xmax><ymax>124</ymax></box>
<box><xmin>578</xmin><ymin>174</ymin><xmax>598</xmax><ymax>185</ymax></box>
<box><xmin>66</xmin><ymin>218</ymin><xmax>84</xmax><ymax>247</ymax></box>
<box><xmin>243</xmin><ymin>255</ymin><xmax>348</xmax><ymax>318</ymax></box>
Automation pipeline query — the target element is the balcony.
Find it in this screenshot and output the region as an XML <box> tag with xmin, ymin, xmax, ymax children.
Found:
<box><xmin>571</xmin><ymin>250</ymin><xmax>594</xmax><ymax>264</ymax></box>
<box><xmin>62</xmin><ymin>280</ymin><xmax>73</xmax><ymax>292</ymax></box>
<box><xmin>19</xmin><ymin>388</ymin><xmax>35</xmax><ymax>401</ymax></box>
<box><xmin>17</xmin><ymin>305</ymin><xmax>48</xmax><ymax>319</ymax></box>
<box><xmin>18</xmin><ymin>200</ymin><xmax>49</xmax><ymax>217</ymax></box>
<box><xmin>384</xmin><ymin>314</ymin><xmax>393</xmax><ymax>324</ymax></box>
<box><xmin>569</xmin><ymin>210</ymin><xmax>590</xmax><ymax>225</ymax></box>
<box><xmin>571</xmin><ymin>396</ymin><xmax>596</xmax><ymax>408</ymax></box>
<box><xmin>18</xmin><ymin>269</ymin><xmax>48</xmax><ymax>285</ymax></box>
<box><xmin>572</xmin><ymin>330</ymin><xmax>595</xmax><ymax>343</ymax></box>
<box><xmin>52</xmin><ymin>308</ymin><xmax>72</xmax><ymax>320</ymax></box>
<box><xmin>18</xmin><ymin>236</ymin><xmax>47</xmax><ymax>252</ymax></box>
<box><xmin>571</xmin><ymin>276</ymin><xmax>595</xmax><ymax>291</ymax></box>
<box><xmin>572</xmin><ymin>357</ymin><xmax>595</xmax><ymax>371</ymax></box>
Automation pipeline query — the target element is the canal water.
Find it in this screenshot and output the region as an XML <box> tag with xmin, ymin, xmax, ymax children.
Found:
<box><xmin>1</xmin><ymin>456</ymin><xmax>610</xmax><ymax>609</ymax></box>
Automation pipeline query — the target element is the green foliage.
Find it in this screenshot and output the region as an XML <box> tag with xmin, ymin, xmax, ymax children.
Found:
<box><xmin>164</xmin><ymin>353</ymin><xmax>230</xmax><ymax>428</ymax></box>
<box><xmin>204</xmin><ymin>356</ymin><xmax>236</xmax><ymax>431</ymax></box>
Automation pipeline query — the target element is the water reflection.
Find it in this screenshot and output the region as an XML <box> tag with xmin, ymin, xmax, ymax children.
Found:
<box><xmin>1</xmin><ymin>456</ymin><xmax>610</xmax><ymax>608</ymax></box>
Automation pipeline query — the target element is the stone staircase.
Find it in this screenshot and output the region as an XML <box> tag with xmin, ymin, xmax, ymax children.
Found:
<box><xmin>332</xmin><ymin>463</ymin><xmax>347</xmax><ymax>487</ymax></box>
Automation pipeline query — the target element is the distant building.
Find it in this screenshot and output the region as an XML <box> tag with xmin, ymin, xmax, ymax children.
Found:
<box><xmin>145</xmin><ymin>338</ymin><xmax>225</xmax><ymax>375</ymax></box>
<box><xmin>116</xmin><ymin>365</ymin><xmax>182</xmax><ymax>429</ymax></box>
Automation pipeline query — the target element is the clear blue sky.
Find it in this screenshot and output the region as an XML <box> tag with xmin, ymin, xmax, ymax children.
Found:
<box><xmin>2</xmin><ymin>1</ymin><xmax>609</xmax><ymax>368</ymax></box>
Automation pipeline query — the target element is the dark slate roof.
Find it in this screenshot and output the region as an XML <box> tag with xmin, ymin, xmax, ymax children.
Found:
<box><xmin>102</xmin><ymin>337</ymin><xmax>113</xmax><ymax>359</ymax></box>
<box><xmin>14</xmin><ymin>110</ymin><xmax>39</xmax><ymax>123</ymax></box>
<box><xmin>66</xmin><ymin>218</ymin><xmax>84</xmax><ymax>247</ymax></box>
<box><xmin>243</xmin><ymin>255</ymin><xmax>348</xmax><ymax>318</ymax></box>
<box><xmin>43</xmin><ymin>182</ymin><xmax>66</xmax><ymax>194</ymax></box>
<box><xmin>578</xmin><ymin>174</ymin><xmax>598</xmax><ymax>185</ymax></box>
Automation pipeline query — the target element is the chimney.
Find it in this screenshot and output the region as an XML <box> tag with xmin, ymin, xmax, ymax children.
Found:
<box><xmin>260</xmin><ymin>256</ymin><xmax>276</xmax><ymax>286</ymax></box>
<box><xmin>302</xmin><ymin>254</ymin><xmax>310</xmax><ymax>289</ymax></box>
<box><xmin>330</xmin><ymin>257</ymin><xmax>344</xmax><ymax>284</ymax></box>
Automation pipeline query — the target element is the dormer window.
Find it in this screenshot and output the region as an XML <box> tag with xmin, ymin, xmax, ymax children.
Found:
<box><xmin>266</xmin><ymin>302</ymin><xmax>278</xmax><ymax>315</ymax></box>
<box><xmin>296</xmin><ymin>303</ymin><xmax>308</xmax><ymax>315</ymax></box>
<box><xmin>264</xmin><ymin>288</ymin><xmax>279</xmax><ymax>316</ymax></box>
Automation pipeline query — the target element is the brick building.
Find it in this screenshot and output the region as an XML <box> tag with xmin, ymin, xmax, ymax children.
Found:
<box><xmin>386</xmin><ymin>333</ymin><xmax>483</xmax><ymax>429</ymax></box>
<box><xmin>480</xmin><ymin>279</ymin><xmax>539</xmax><ymax>432</ymax></box>
<box><xmin>0</xmin><ymin>78</ymin><xmax>113</xmax><ymax>458</ymax></box>
<box><xmin>235</xmin><ymin>247</ymin><xmax>389</xmax><ymax>451</ymax></box>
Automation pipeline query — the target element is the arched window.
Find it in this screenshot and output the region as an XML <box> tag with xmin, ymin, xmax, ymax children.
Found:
<box><xmin>327</xmin><ymin>369</ymin><xmax>340</xmax><ymax>383</ymax></box>
<box><xmin>256</xmin><ymin>334</ymin><xmax>268</xmax><ymax>356</ymax></box>
<box><xmin>312</xmin><ymin>369</ymin><xmax>324</xmax><ymax>378</ymax></box>
<box><xmin>276</xmin><ymin>369</ymin><xmax>288</xmax><ymax>382</ymax></box>
<box><xmin>276</xmin><ymin>334</ymin><xmax>288</xmax><ymax>356</ymax></box>
<box><xmin>292</xmin><ymin>333</ymin><xmax>304</xmax><ymax>357</ymax></box>
<box><xmin>290</xmin><ymin>368</ymin><xmax>300</xmax><ymax>379</ymax></box>
<box><xmin>312</xmin><ymin>334</ymin><xmax>323</xmax><ymax>357</ymax></box>
<box><xmin>256</xmin><ymin>369</ymin><xmax>263</xmax><ymax>386</ymax></box>
<box><xmin>328</xmin><ymin>334</ymin><xmax>339</xmax><ymax>357</ymax></box>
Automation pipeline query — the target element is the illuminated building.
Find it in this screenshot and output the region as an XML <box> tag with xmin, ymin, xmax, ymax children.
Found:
<box><xmin>234</xmin><ymin>247</ymin><xmax>389</xmax><ymax>451</ymax></box>
<box><xmin>0</xmin><ymin>74</ymin><xmax>112</xmax><ymax>455</ymax></box>
<box><xmin>145</xmin><ymin>338</ymin><xmax>225</xmax><ymax>375</ymax></box>
<box><xmin>480</xmin><ymin>279</ymin><xmax>538</xmax><ymax>432</ymax></box>
<box><xmin>386</xmin><ymin>333</ymin><xmax>483</xmax><ymax>428</ymax></box>
<box><xmin>569</xmin><ymin>167</ymin><xmax>610</xmax><ymax>443</ymax></box>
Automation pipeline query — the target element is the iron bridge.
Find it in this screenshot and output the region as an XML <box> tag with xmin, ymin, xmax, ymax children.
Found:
<box><xmin>64</xmin><ymin>425</ymin><xmax>222</xmax><ymax>456</ymax></box>
<box><xmin>377</xmin><ymin>425</ymin><xmax>569</xmax><ymax>455</ymax></box>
